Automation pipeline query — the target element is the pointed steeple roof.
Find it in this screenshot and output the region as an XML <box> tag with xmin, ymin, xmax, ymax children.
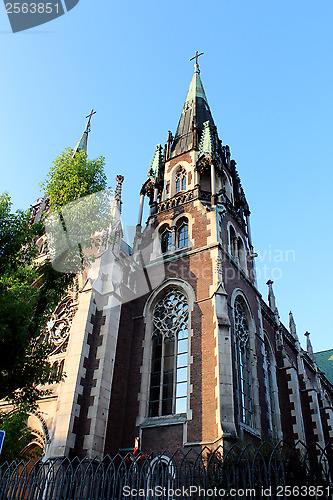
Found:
<box><xmin>199</xmin><ymin>121</ymin><xmax>216</xmax><ymax>156</ymax></box>
<box><xmin>170</xmin><ymin>63</ymin><xmax>216</xmax><ymax>158</ymax></box>
<box><xmin>304</xmin><ymin>331</ymin><xmax>315</xmax><ymax>360</ymax></box>
<box><xmin>73</xmin><ymin>123</ymin><xmax>89</xmax><ymax>156</ymax></box>
<box><xmin>72</xmin><ymin>109</ymin><xmax>96</xmax><ymax>157</ymax></box>
<box><xmin>147</xmin><ymin>144</ymin><xmax>163</xmax><ymax>180</ymax></box>
<box><xmin>289</xmin><ymin>311</ymin><xmax>298</xmax><ymax>340</ymax></box>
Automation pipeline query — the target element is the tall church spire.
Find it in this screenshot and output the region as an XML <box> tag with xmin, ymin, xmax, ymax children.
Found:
<box><xmin>72</xmin><ymin>109</ymin><xmax>96</xmax><ymax>157</ymax></box>
<box><xmin>170</xmin><ymin>54</ymin><xmax>216</xmax><ymax>159</ymax></box>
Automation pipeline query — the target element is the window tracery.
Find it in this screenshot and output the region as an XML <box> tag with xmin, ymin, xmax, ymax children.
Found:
<box><xmin>149</xmin><ymin>288</ymin><xmax>189</xmax><ymax>417</ymax></box>
<box><xmin>47</xmin><ymin>294</ymin><xmax>78</xmax><ymax>356</ymax></box>
<box><xmin>234</xmin><ymin>298</ymin><xmax>253</xmax><ymax>427</ymax></box>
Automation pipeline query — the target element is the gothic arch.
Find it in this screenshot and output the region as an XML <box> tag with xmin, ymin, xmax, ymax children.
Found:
<box><xmin>227</xmin><ymin>222</ymin><xmax>249</xmax><ymax>274</ymax></box>
<box><xmin>230</xmin><ymin>289</ymin><xmax>260</xmax><ymax>434</ymax></box>
<box><xmin>19</xmin><ymin>411</ymin><xmax>50</xmax><ymax>460</ymax></box>
<box><xmin>173</xmin><ymin>213</ymin><xmax>193</xmax><ymax>250</ymax></box>
<box><xmin>138</xmin><ymin>279</ymin><xmax>195</xmax><ymax>426</ymax></box>
<box><xmin>171</xmin><ymin>164</ymin><xmax>188</xmax><ymax>197</ymax></box>
<box><xmin>155</xmin><ymin>214</ymin><xmax>193</xmax><ymax>254</ymax></box>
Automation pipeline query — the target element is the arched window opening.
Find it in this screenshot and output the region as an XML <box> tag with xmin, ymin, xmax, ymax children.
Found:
<box><xmin>160</xmin><ymin>226</ymin><xmax>172</xmax><ymax>254</ymax></box>
<box><xmin>263</xmin><ymin>340</ymin><xmax>276</xmax><ymax>437</ymax></box>
<box><xmin>237</xmin><ymin>237</ymin><xmax>246</xmax><ymax>270</ymax></box>
<box><xmin>222</xmin><ymin>171</ymin><xmax>233</xmax><ymax>202</ymax></box>
<box><xmin>59</xmin><ymin>359</ymin><xmax>65</xmax><ymax>376</ymax></box>
<box><xmin>177</xmin><ymin>219</ymin><xmax>189</xmax><ymax>249</ymax></box>
<box><xmin>175</xmin><ymin>167</ymin><xmax>186</xmax><ymax>193</ymax></box>
<box><xmin>229</xmin><ymin>226</ymin><xmax>237</xmax><ymax>258</ymax></box>
<box><xmin>234</xmin><ymin>298</ymin><xmax>253</xmax><ymax>427</ymax></box>
<box><xmin>148</xmin><ymin>289</ymin><xmax>189</xmax><ymax>417</ymax></box>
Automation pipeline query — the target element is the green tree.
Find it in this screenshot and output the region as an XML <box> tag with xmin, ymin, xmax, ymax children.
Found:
<box><xmin>41</xmin><ymin>148</ymin><xmax>107</xmax><ymax>210</ymax></box>
<box><xmin>42</xmin><ymin>148</ymin><xmax>112</xmax><ymax>273</ymax></box>
<box><xmin>0</xmin><ymin>148</ymin><xmax>109</xmax><ymax>461</ymax></box>
<box><xmin>0</xmin><ymin>193</ymin><xmax>72</xmax><ymax>406</ymax></box>
<box><xmin>0</xmin><ymin>407</ymin><xmax>32</xmax><ymax>463</ymax></box>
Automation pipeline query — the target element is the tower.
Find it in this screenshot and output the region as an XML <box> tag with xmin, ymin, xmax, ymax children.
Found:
<box><xmin>104</xmin><ymin>58</ymin><xmax>274</xmax><ymax>453</ymax></box>
<box><xmin>104</xmin><ymin>57</ymin><xmax>333</xmax><ymax>454</ymax></box>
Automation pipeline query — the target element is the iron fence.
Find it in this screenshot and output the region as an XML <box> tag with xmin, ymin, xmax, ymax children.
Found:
<box><xmin>0</xmin><ymin>441</ymin><xmax>332</xmax><ymax>499</ymax></box>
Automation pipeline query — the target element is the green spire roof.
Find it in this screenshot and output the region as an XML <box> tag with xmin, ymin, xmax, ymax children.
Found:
<box><xmin>185</xmin><ymin>66</ymin><xmax>208</xmax><ymax>103</ymax></box>
<box><xmin>147</xmin><ymin>144</ymin><xmax>163</xmax><ymax>179</ymax></box>
<box><xmin>171</xmin><ymin>66</ymin><xmax>216</xmax><ymax>158</ymax></box>
<box><xmin>314</xmin><ymin>349</ymin><xmax>333</xmax><ymax>385</ymax></box>
<box><xmin>72</xmin><ymin>123</ymin><xmax>89</xmax><ymax>156</ymax></box>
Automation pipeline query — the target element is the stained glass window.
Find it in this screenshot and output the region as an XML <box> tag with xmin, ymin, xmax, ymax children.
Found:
<box><xmin>148</xmin><ymin>289</ymin><xmax>189</xmax><ymax>416</ymax></box>
<box><xmin>234</xmin><ymin>298</ymin><xmax>253</xmax><ymax>426</ymax></box>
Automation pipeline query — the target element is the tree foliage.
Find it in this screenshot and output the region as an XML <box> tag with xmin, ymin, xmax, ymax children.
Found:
<box><xmin>41</xmin><ymin>148</ymin><xmax>107</xmax><ymax>211</ymax></box>
<box><xmin>0</xmin><ymin>407</ymin><xmax>32</xmax><ymax>463</ymax></box>
<box><xmin>0</xmin><ymin>193</ymin><xmax>72</xmax><ymax>407</ymax></box>
<box><xmin>0</xmin><ymin>148</ymin><xmax>109</xmax><ymax>460</ymax></box>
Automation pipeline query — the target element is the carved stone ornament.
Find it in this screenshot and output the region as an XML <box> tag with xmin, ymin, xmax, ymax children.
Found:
<box><xmin>47</xmin><ymin>295</ymin><xmax>78</xmax><ymax>354</ymax></box>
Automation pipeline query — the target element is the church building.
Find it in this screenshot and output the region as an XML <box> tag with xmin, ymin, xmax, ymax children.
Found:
<box><xmin>7</xmin><ymin>57</ymin><xmax>333</xmax><ymax>460</ymax></box>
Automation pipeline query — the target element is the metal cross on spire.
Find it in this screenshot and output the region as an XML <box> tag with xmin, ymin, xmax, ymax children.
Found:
<box><xmin>190</xmin><ymin>50</ymin><xmax>204</xmax><ymax>70</ymax></box>
<box><xmin>86</xmin><ymin>109</ymin><xmax>96</xmax><ymax>132</ymax></box>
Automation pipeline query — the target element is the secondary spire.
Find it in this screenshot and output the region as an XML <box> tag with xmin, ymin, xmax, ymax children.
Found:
<box><xmin>72</xmin><ymin>109</ymin><xmax>96</xmax><ymax>157</ymax></box>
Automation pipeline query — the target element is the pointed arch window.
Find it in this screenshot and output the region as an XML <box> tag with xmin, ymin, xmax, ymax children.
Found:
<box><xmin>234</xmin><ymin>298</ymin><xmax>253</xmax><ymax>427</ymax></box>
<box><xmin>229</xmin><ymin>225</ymin><xmax>237</xmax><ymax>258</ymax></box>
<box><xmin>237</xmin><ymin>237</ymin><xmax>246</xmax><ymax>271</ymax></box>
<box><xmin>148</xmin><ymin>289</ymin><xmax>189</xmax><ymax>417</ymax></box>
<box><xmin>177</xmin><ymin>219</ymin><xmax>188</xmax><ymax>249</ymax></box>
<box><xmin>175</xmin><ymin>167</ymin><xmax>186</xmax><ymax>193</ymax></box>
<box><xmin>160</xmin><ymin>226</ymin><xmax>172</xmax><ymax>254</ymax></box>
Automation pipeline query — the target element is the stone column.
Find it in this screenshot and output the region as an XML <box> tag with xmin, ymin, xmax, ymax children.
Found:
<box><xmin>137</xmin><ymin>193</ymin><xmax>145</xmax><ymax>226</ymax></box>
<box><xmin>210</xmin><ymin>163</ymin><xmax>216</xmax><ymax>205</ymax></box>
<box><xmin>170</xmin><ymin>223</ymin><xmax>176</xmax><ymax>252</ymax></box>
<box><xmin>246</xmin><ymin>214</ymin><xmax>253</xmax><ymax>249</ymax></box>
<box><xmin>194</xmin><ymin>168</ymin><xmax>199</xmax><ymax>186</ymax></box>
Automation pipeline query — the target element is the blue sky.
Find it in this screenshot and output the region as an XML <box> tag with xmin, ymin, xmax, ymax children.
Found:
<box><xmin>1</xmin><ymin>0</ymin><xmax>332</xmax><ymax>352</ymax></box>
